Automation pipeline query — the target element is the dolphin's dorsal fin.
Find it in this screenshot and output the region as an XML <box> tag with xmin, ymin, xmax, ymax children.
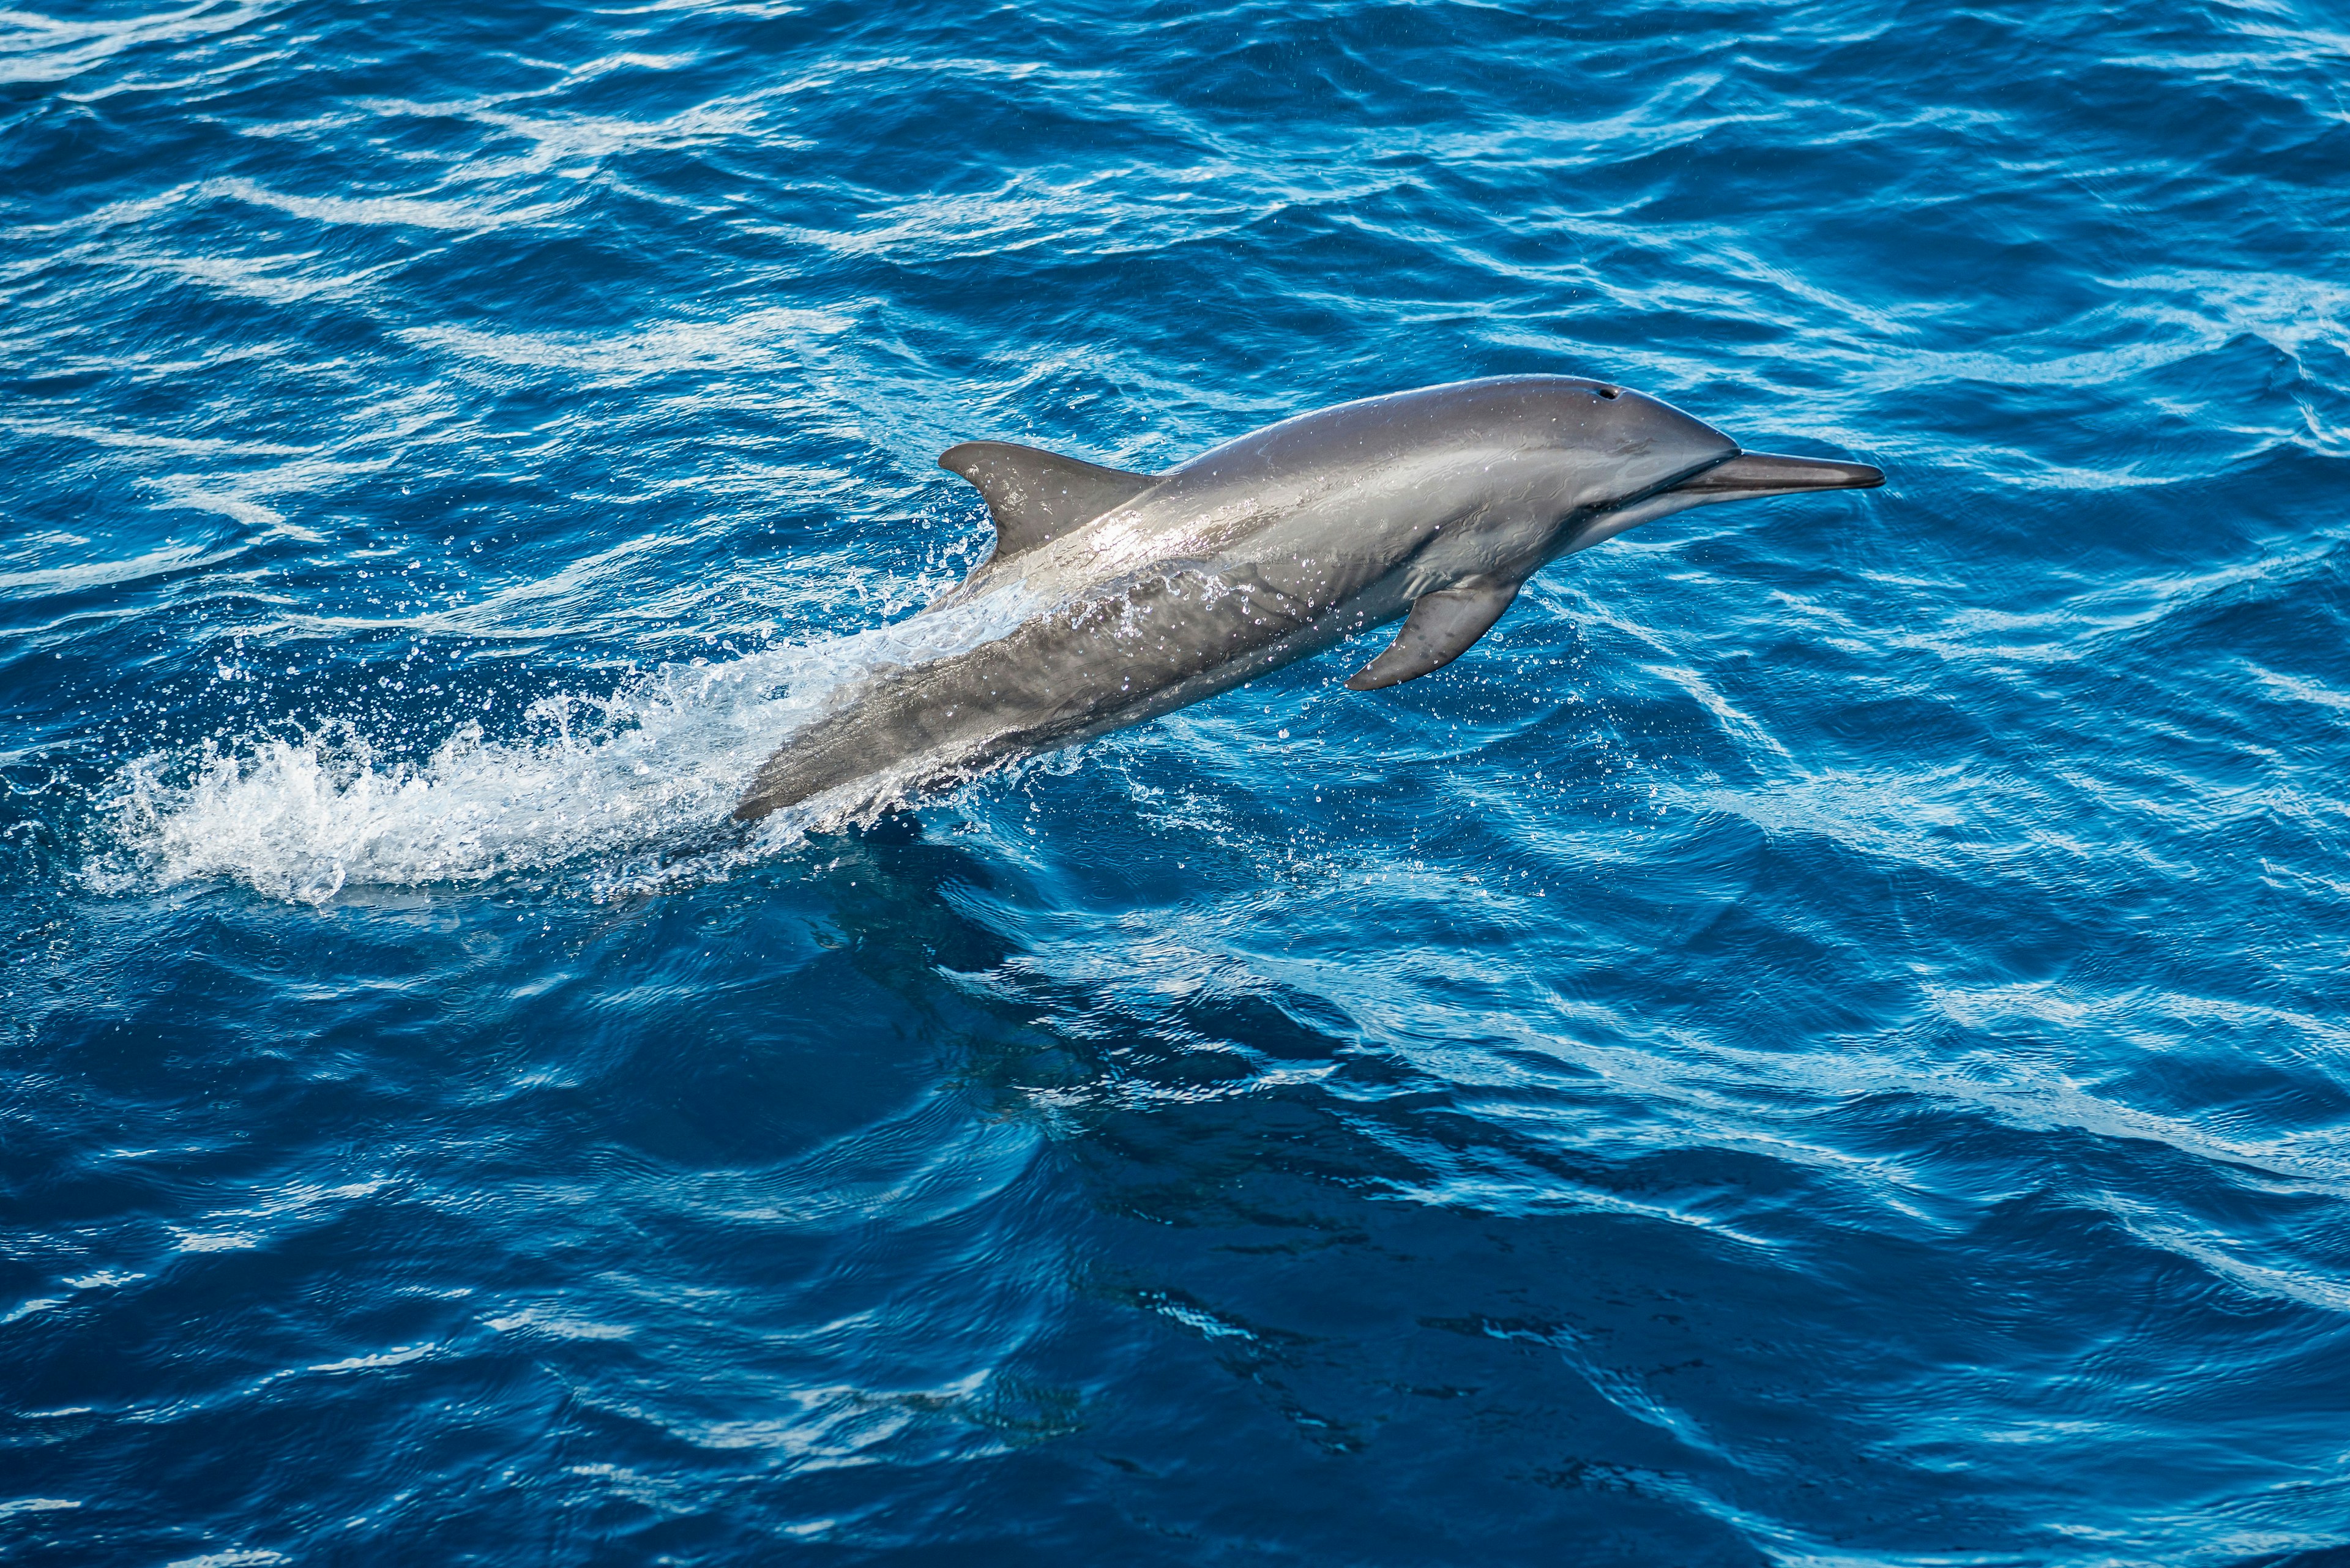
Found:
<box><xmin>939</xmin><ymin>441</ymin><xmax>1157</xmax><ymax>562</ymax></box>
<box><xmin>1346</xmin><ymin>579</ymin><xmax>1521</xmax><ymax>691</ymax></box>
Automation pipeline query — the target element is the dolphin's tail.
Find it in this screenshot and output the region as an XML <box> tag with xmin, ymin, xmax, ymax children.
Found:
<box><xmin>735</xmin><ymin>689</ymin><xmax>944</xmax><ymax>822</ymax></box>
<box><xmin>734</xmin><ymin>657</ymin><xmax>1035</xmax><ymax>823</ymax></box>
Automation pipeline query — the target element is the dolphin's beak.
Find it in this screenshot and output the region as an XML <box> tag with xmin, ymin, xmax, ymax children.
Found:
<box><xmin>1674</xmin><ymin>450</ymin><xmax>1885</xmax><ymax>499</ymax></box>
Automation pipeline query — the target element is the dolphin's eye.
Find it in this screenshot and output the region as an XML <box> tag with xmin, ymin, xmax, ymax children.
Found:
<box><xmin>1595</xmin><ymin>386</ymin><xmax>1620</xmax><ymax>400</ymax></box>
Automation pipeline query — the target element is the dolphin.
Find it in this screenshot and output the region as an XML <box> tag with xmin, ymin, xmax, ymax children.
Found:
<box><xmin>736</xmin><ymin>375</ymin><xmax>1881</xmax><ymax>821</ymax></box>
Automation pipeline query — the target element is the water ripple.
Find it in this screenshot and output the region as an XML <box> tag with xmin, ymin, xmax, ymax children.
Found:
<box><xmin>5</xmin><ymin>0</ymin><xmax>2348</xmax><ymax>1563</ymax></box>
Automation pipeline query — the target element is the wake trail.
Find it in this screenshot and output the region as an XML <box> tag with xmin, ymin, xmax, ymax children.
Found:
<box><xmin>96</xmin><ymin>591</ymin><xmax>1036</xmax><ymax>904</ymax></box>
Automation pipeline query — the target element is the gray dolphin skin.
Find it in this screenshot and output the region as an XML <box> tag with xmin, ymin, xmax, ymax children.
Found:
<box><xmin>736</xmin><ymin>375</ymin><xmax>1882</xmax><ymax>821</ymax></box>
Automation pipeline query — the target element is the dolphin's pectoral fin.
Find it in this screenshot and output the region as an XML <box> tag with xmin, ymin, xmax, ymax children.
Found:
<box><xmin>1346</xmin><ymin>579</ymin><xmax>1521</xmax><ymax>692</ymax></box>
<box><xmin>939</xmin><ymin>441</ymin><xmax>1159</xmax><ymax>562</ymax></box>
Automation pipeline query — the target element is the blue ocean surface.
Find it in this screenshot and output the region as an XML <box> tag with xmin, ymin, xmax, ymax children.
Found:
<box><xmin>6</xmin><ymin>0</ymin><xmax>2349</xmax><ymax>1562</ymax></box>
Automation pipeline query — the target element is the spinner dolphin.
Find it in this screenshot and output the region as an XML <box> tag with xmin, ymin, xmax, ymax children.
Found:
<box><xmin>737</xmin><ymin>375</ymin><xmax>1881</xmax><ymax>821</ymax></box>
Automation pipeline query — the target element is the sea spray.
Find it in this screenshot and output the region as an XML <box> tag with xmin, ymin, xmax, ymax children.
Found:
<box><xmin>99</xmin><ymin>586</ymin><xmax>1042</xmax><ymax>902</ymax></box>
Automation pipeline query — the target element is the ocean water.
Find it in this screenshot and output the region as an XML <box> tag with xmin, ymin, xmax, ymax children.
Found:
<box><xmin>5</xmin><ymin>0</ymin><xmax>2349</xmax><ymax>1561</ymax></box>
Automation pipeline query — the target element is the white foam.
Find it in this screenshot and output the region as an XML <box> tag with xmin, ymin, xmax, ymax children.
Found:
<box><xmin>97</xmin><ymin>588</ymin><xmax>1036</xmax><ymax>905</ymax></box>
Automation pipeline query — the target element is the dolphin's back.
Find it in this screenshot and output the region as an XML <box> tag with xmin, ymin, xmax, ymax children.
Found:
<box><xmin>1162</xmin><ymin>375</ymin><xmax>1613</xmax><ymax>491</ymax></box>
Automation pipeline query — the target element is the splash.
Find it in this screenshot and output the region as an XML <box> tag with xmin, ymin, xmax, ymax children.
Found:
<box><xmin>99</xmin><ymin>591</ymin><xmax>1037</xmax><ymax>905</ymax></box>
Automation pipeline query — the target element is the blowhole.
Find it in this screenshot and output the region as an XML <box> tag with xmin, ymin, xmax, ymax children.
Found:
<box><xmin>1595</xmin><ymin>385</ymin><xmax>1621</xmax><ymax>399</ymax></box>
